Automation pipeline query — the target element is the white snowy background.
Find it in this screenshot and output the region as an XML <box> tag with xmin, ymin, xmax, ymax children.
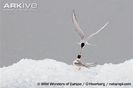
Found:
<box><xmin>0</xmin><ymin>58</ymin><xmax>133</xmax><ymax>88</ymax></box>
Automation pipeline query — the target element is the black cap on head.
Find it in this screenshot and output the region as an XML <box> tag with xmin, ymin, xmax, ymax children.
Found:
<box><xmin>77</xmin><ymin>54</ymin><xmax>81</xmax><ymax>59</ymax></box>
<box><xmin>81</xmin><ymin>43</ymin><xmax>85</xmax><ymax>48</ymax></box>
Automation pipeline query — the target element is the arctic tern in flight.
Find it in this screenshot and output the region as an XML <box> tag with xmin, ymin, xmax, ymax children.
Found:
<box><xmin>72</xmin><ymin>11</ymin><xmax>109</xmax><ymax>49</ymax></box>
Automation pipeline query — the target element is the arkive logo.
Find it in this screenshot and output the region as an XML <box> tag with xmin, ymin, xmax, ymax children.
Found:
<box><xmin>3</xmin><ymin>2</ymin><xmax>38</xmax><ymax>9</ymax></box>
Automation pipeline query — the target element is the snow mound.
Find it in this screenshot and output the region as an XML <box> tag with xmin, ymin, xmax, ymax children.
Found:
<box><xmin>0</xmin><ymin>58</ymin><xmax>133</xmax><ymax>88</ymax></box>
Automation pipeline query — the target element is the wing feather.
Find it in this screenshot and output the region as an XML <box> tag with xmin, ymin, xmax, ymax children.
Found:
<box><xmin>72</xmin><ymin>10</ymin><xmax>85</xmax><ymax>39</ymax></box>
<box><xmin>85</xmin><ymin>22</ymin><xmax>109</xmax><ymax>41</ymax></box>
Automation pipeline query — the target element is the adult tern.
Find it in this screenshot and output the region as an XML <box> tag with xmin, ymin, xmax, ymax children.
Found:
<box><xmin>72</xmin><ymin>11</ymin><xmax>109</xmax><ymax>49</ymax></box>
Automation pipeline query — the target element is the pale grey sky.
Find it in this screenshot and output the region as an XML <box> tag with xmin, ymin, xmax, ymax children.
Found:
<box><xmin>0</xmin><ymin>0</ymin><xmax>133</xmax><ymax>67</ymax></box>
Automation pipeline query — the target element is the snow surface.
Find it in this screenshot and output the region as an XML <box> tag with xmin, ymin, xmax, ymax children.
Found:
<box><xmin>0</xmin><ymin>58</ymin><xmax>133</xmax><ymax>88</ymax></box>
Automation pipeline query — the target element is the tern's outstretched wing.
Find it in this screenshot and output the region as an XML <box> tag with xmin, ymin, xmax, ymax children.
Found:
<box><xmin>85</xmin><ymin>22</ymin><xmax>109</xmax><ymax>41</ymax></box>
<box><xmin>72</xmin><ymin>10</ymin><xmax>85</xmax><ymax>39</ymax></box>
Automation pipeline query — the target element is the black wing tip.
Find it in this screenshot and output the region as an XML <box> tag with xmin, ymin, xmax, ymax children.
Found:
<box><xmin>72</xmin><ymin>9</ymin><xmax>78</xmax><ymax>21</ymax></box>
<box><xmin>72</xmin><ymin>9</ymin><xmax>76</xmax><ymax>16</ymax></box>
<box><xmin>72</xmin><ymin>9</ymin><xmax>76</xmax><ymax>22</ymax></box>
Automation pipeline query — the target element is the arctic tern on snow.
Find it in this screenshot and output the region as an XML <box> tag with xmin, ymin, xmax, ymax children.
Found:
<box><xmin>73</xmin><ymin>55</ymin><xmax>86</xmax><ymax>70</ymax></box>
<box><xmin>72</xmin><ymin>11</ymin><xmax>109</xmax><ymax>49</ymax></box>
<box><xmin>73</xmin><ymin>54</ymin><xmax>97</xmax><ymax>70</ymax></box>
